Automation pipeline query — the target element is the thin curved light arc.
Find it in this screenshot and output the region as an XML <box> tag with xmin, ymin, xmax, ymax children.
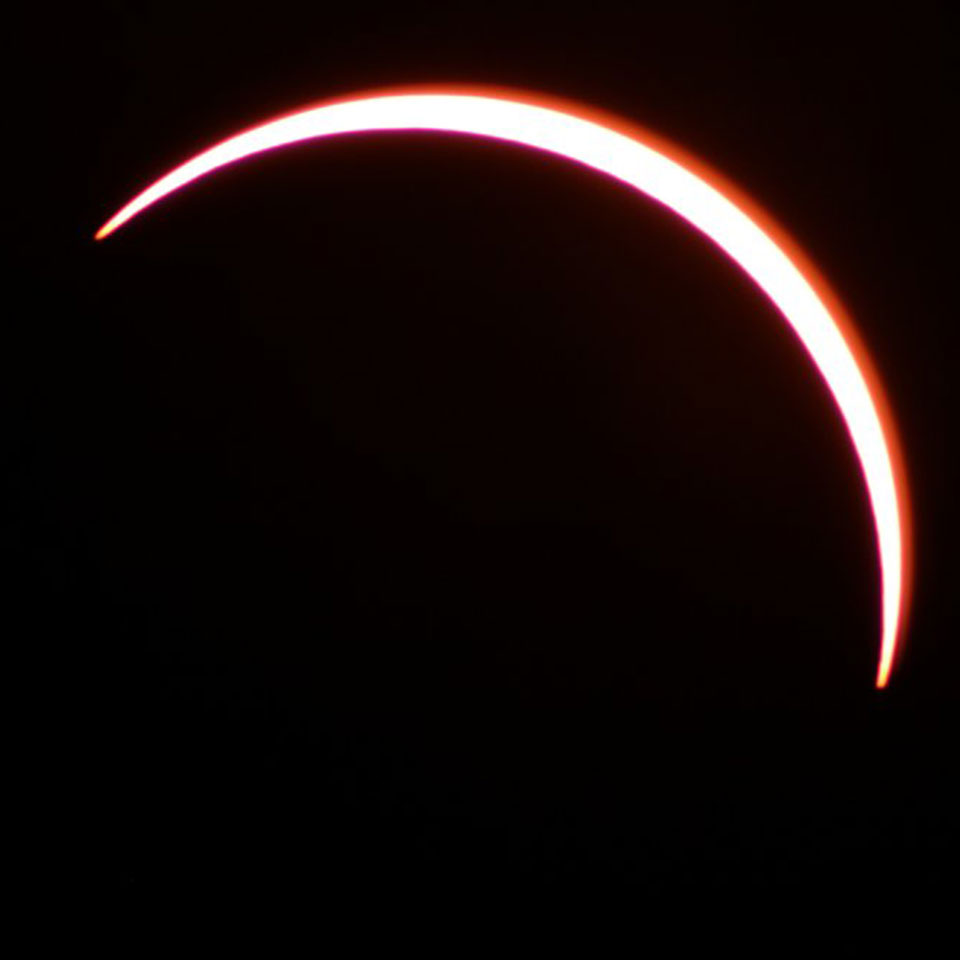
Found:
<box><xmin>94</xmin><ymin>88</ymin><xmax>909</xmax><ymax>687</ymax></box>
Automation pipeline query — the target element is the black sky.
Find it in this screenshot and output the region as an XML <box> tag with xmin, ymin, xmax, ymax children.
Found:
<box><xmin>9</xmin><ymin>0</ymin><xmax>956</xmax><ymax>905</ymax></box>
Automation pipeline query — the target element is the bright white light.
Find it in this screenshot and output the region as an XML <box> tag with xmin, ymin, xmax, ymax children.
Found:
<box><xmin>95</xmin><ymin>88</ymin><xmax>909</xmax><ymax>687</ymax></box>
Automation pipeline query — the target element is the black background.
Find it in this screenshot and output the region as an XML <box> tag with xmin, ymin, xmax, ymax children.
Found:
<box><xmin>10</xmin><ymin>1</ymin><xmax>956</xmax><ymax>905</ymax></box>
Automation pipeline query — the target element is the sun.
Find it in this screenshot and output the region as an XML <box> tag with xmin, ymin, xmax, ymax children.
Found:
<box><xmin>94</xmin><ymin>86</ymin><xmax>910</xmax><ymax>687</ymax></box>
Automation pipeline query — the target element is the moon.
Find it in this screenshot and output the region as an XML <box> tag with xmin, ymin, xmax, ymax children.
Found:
<box><xmin>94</xmin><ymin>86</ymin><xmax>910</xmax><ymax>688</ymax></box>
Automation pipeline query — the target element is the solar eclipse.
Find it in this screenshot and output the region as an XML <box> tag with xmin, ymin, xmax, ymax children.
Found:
<box><xmin>95</xmin><ymin>87</ymin><xmax>911</xmax><ymax>687</ymax></box>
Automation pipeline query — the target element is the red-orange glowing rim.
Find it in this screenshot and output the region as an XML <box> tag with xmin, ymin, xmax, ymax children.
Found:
<box><xmin>95</xmin><ymin>85</ymin><xmax>912</xmax><ymax>687</ymax></box>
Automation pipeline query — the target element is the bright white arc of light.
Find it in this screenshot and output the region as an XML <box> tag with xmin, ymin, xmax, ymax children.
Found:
<box><xmin>95</xmin><ymin>91</ymin><xmax>907</xmax><ymax>687</ymax></box>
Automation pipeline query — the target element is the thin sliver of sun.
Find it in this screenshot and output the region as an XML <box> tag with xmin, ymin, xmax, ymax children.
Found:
<box><xmin>95</xmin><ymin>86</ymin><xmax>911</xmax><ymax>687</ymax></box>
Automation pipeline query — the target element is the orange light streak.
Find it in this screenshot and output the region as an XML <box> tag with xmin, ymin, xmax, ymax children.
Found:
<box><xmin>94</xmin><ymin>87</ymin><xmax>910</xmax><ymax>687</ymax></box>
